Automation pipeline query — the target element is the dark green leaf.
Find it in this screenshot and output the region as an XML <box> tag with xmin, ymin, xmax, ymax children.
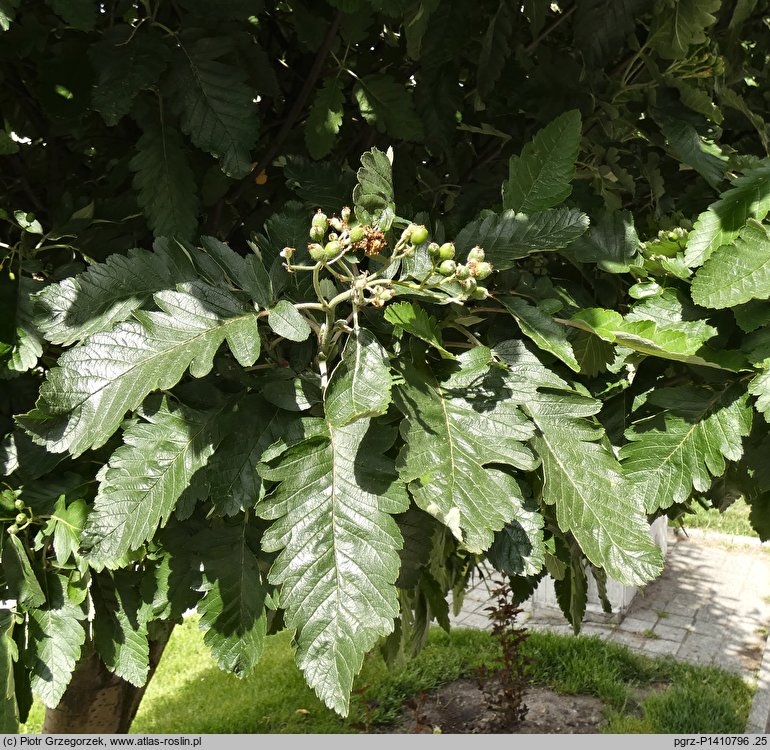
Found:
<box><xmin>2</xmin><ymin>535</ymin><xmax>45</xmax><ymax>609</ymax></box>
<box><xmin>268</xmin><ymin>300</ymin><xmax>311</xmax><ymax>342</ymax></box>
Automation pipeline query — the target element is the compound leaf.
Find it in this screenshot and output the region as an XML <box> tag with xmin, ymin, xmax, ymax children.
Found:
<box><xmin>258</xmin><ymin>419</ymin><xmax>408</xmax><ymax>715</ymax></box>
<box><xmin>18</xmin><ymin>281</ymin><xmax>260</xmax><ymax>456</ymax></box>
<box><xmin>305</xmin><ymin>77</ymin><xmax>344</xmax><ymax>160</ymax></box>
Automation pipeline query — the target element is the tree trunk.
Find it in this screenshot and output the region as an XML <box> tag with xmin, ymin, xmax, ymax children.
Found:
<box><xmin>42</xmin><ymin>622</ymin><xmax>174</xmax><ymax>734</ymax></box>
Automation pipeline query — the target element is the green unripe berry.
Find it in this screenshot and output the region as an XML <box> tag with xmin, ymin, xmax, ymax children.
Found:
<box><xmin>340</xmin><ymin>206</ymin><xmax>352</xmax><ymax>223</ymax></box>
<box><xmin>467</xmin><ymin>246</ymin><xmax>485</xmax><ymax>262</ymax></box>
<box><xmin>7</xmin><ymin>524</ymin><xmax>18</xmax><ymax>535</ymax></box>
<box><xmin>14</xmin><ymin>499</ymin><xmax>24</xmax><ymax>510</ymax></box>
<box><xmin>667</xmin><ymin>231</ymin><xmax>679</xmax><ymax>242</ymax></box>
<box><xmin>311</xmin><ymin>211</ymin><xmax>328</xmax><ymax>232</ymax></box>
<box><xmin>438</xmin><ymin>259</ymin><xmax>456</xmax><ymax>276</ymax></box>
<box><xmin>474</xmin><ymin>261</ymin><xmax>493</xmax><ymax>280</ymax></box>
<box><xmin>428</xmin><ymin>242</ymin><xmax>441</xmax><ymax>259</ymax></box>
<box><xmin>455</xmin><ymin>264</ymin><xmax>470</xmax><ymax>280</ymax></box>
<box><xmin>349</xmin><ymin>225</ymin><xmax>366</xmax><ymax>243</ymax></box>
<box><xmin>409</xmin><ymin>224</ymin><xmax>429</xmax><ymax>245</ymax></box>
<box><xmin>470</xmin><ymin>287</ymin><xmax>490</xmax><ymax>300</ymax></box>
<box><xmin>461</xmin><ymin>277</ymin><xmax>477</xmax><ymax>292</ymax></box>
<box><xmin>438</xmin><ymin>242</ymin><xmax>455</xmax><ymax>261</ymax></box>
<box><xmin>324</xmin><ymin>240</ymin><xmax>343</xmax><ymax>258</ymax></box>
<box><xmin>309</xmin><ymin>225</ymin><xmax>325</xmax><ymax>242</ymax></box>
<box><xmin>15</xmin><ymin>513</ymin><xmax>26</xmax><ymax>525</ymax></box>
<box><xmin>308</xmin><ymin>243</ymin><xmax>326</xmax><ymax>261</ymax></box>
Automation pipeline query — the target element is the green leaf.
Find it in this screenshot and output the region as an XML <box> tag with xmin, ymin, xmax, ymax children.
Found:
<box><xmin>569</xmin><ymin>210</ymin><xmax>641</xmax><ymax>273</ymax></box>
<box><xmin>749</xmin><ymin>366</ymin><xmax>770</xmax><ymax>420</ymax></box>
<box><xmin>734</xmin><ymin>300</ymin><xmax>770</xmax><ymax>333</ymax></box>
<box><xmin>620</xmin><ymin>386</ymin><xmax>752</xmax><ymax>512</ymax></box>
<box><xmin>5</xmin><ymin>278</ymin><xmax>43</xmax><ymax>374</ymax></box>
<box><xmin>26</xmin><ymin>573</ymin><xmax>85</xmax><ymax>708</ymax></box>
<box><xmin>130</xmin><ymin>110</ymin><xmax>200</xmax><ymax>241</ymax></box>
<box><xmin>305</xmin><ymin>78</ymin><xmax>344</xmax><ymax>160</ymax></box>
<box><xmin>47</xmin><ymin>0</ymin><xmax>96</xmax><ymax>30</ymax></box>
<box><xmin>499</xmin><ymin>296</ymin><xmax>579</xmax><ymax>372</ymax></box>
<box><xmin>92</xmin><ymin>571</ymin><xmax>151</xmax><ymax>687</ymax></box>
<box><xmin>200</xmin><ymin>396</ymin><xmax>295</xmax><ymax>516</ymax></box>
<box><xmin>353</xmin><ymin>74</ymin><xmax>424</xmax><ymax>142</ymax></box>
<box><xmin>502</xmin><ymin>110</ymin><xmax>582</xmax><ymax>213</ymax></box>
<box><xmin>568</xmin><ymin>307</ymin><xmax>745</xmax><ymax>371</ymax></box>
<box><xmin>258</xmin><ymin>419</ymin><xmax>408</xmax><ymax>715</ymax></box>
<box><xmin>0</xmin><ymin>610</ymin><xmax>17</xmax><ymax>732</ymax></box>
<box><xmin>89</xmin><ymin>28</ymin><xmax>171</xmax><ymax>126</ymax></box>
<box><xmin>2</xmin><ymin>535</ymin><xmax>45</xmax><ymax>609</ymax></box>
<box><xmin>526</xmin><ymin>392</ymin><xmax>664</xmax><ymax>586</ymax></box>
<box><xmin>325</xmin><ymin>328</ymin><xmax>392</xmax><ymax>427</ymax></box>
<box><xmin>0</xmin><ymin>0</ymin><xmax>20</xmax><ymax>31</ymax></box>
<box><xmin>455</xmin><ymin>207</ymin><xmax>589</xmax><ymax>271</ymax></box>
<box><xmin>572</xmin><ymin>331</ymin><xmax>613</xmax><ymax>377</ymax></box>
<box><xmin>684</xmin><ymin>162</ymin><xmax>770</xmax><ymax>268</ymax></box>
<box><xmin>486</xmin><ymin>502</ymin><xmax>546</xmax><ymax>578</ymax></box>
<box><xmin>395</xmin><ymin>361</ymin><xmax>538</xmax><ymax>553</ymax></box>
<box><xmin>649</xmin><ymin>0</ymin><xmax>721</xmax><ymax>59</ymax></box>
<box><xmin>18</xmin><ymin>281</ymin><xmax>260</xmax><ymax>456</ymax></box>
<box><xmin>198</xmin><ymin>522</ymin><xmax>268</xmax><ymax>677</ymax></box>
<box><xmin>267</xmin><ymin>300</ymin><xmax>311</xmax><ymax>342</ymax></box>
<box><xmin>625</xmin><ymin>287</ymin><xmax>717</xmax><ymax>343</ymax></box>
<box><xmin>477</xmin><ymin>2</ymin><xmax>514</xmax><ymax>98</ymax></box>
<box><xmin>44</xmin><ymin>495</ymin><xmax>87</xmax><ymax>566</ymax></box>
<box><xmin>34</xmin><ymin>246</ymin><xmax>185</xmax><ymax>346</ymax></box>
<box><xmin>573</xmin><ymin>0</ymin><xmax>651</xmax><ymax>65</ymax></box>
<box><xmin>384</xmin><ymin>301</ymin><xmax>454</xmax><ymax>359</ymax></box>
<box><xmin>553</xmin><ymin>548</ymin><xmax>587</xmax><ymax>634</ymax></box>
<box><xmin>200</xmin><ymin>236</ymin><xmax>272</xmax><ymax>308</ymax></box>
<box><xmin>655</xmin><ymin>112</ymin><xmax>728</xmax><ymax>189</ymax></box>
<box><xmin>353</xmin><ymin>148</ymin><xmax>396</xmax><ymax>230</ymax></box>
<box><xmin>80</xmin><ymin>396</ymin><xmax>224</xmax><ymax>567</ymax></box>
<box><xmin>167</xmin><ymin>39</ymin><xmax>259</xmax><ymax>178</ymax></box>
<box><xmin>692</xmin><ymin>220</ymin><xmax>770</xmax><ymax>309</ymax></box>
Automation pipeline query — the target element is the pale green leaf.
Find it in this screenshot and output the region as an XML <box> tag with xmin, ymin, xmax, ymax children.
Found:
<box><xmin>167</xmin><ymin>39</ymin><xmax>259</xmax><ymax>178</ymax></box>
<box><xmin>34</xmin><ymin>246</ymin><xmax>185</xmax><ymax>346</ymax></box>
<box><xmin>0</xmin><ymin>0</ymin><xmax>20</xmax><ymax>31</ymax></box>
<box><xmin>692</xmin><ymin>220</ymin><xmax>770</xmax><ymax>309</ymax></box>
<box><xmin>502</xmin><ymin>110</ymin><xmax>582</xmax><ymax>213</ymax></box>
<box><xmin>455</xmin><ymin>207</ymin><xmax>589</xmax><ymax>271</ymax></box>
<box><xmin>684</xmin><ymin>162</ymin><xmax>770</xmax><ymax>267</ymax></box>
<box><xmin>258</xmin><ymin>419</ymin><xmax>408</xmax><ymax>715</ymax></box>
<box><xmin>749</xmin><ymin>366</ymin><xmax>770</xmax><ymax>420</ymax></box>
<box><xmin>18</xmin><ymin>281</ymin><xmax>260</xmax><ymax>456</ymax></box>
<box><xmin>92</xmin><ymin>571</ymin><xmax>151</xmax><ymax>687</ymax></box>
<box><xmin>572</xmin><ymin>331</ymin><xmax>613</xmax><ymax>377</ymax></box>
<box><xmin>198</xmin><ymin>523</ymin><xmax>268</xmax><ymax>677</ymax></box>
<box><xmin>26</xmin><ymin>574</ymin><xmax>85</xmax><ymax>708</ymax></box>
<box><xmin>353</xmin><ymin>74</ymin><xmax>424</xmax><ymax>142</ymax></box>
<box><xmin>305</xmin><ymin>78</ymin><xmax>344</xmax><ymax>160</ymax></box>
<box><xmin>395</xmin><ymin>361</ymin><xmax>538</xmax><ymax>553</ymax></box>
<box><xmin>384</xmin><ymin>301</ymin><xmax>454</xmax><ymax>359</ymax></box>
<box><xmin>527</xmin><ymin>393</ymin><xmax>664</xmax><ymax>586</ymax></box>
<box><xmin>568</xmin><ymin>307</ymin><xmax>745</xmax><ymax>371</ymax></box>
<box><xmin>620</xmin><ymin>386</ymin><xmax>752</xmax><ymax>512</ymax></box>
<box><xmin>268</xmin><ymin>300</ymin><xmax>311</xmax><ymax>342</ymax></box>
<box><xmin>5</xmin><ymin>278</ymin><xmax>43</xmax><ymax>374</ymax></box>
<box><xmin>81</xmin><ymin>396</ymin><xmax>224</xmax><ymax>567</ymax></box>
<box><xmin>353</xmin><ymin>148</ymin><xmax>396</xmax><ymax>230</ymax></box>
<box><xmin>499</xmin><ymin>296</ymin><xmax>579</xmax><ymax>371</ymax></box>
<box><xmin>200</xmin><ymin>236</ymin><xmax>272</xmax><ymax>308</ymax></box>
<box><xmin>325</xmin><ymin>328</ymin><xmax>392</xmax><ymax>427</ymax></box>
<box><xmin>46</xmin><ymin>496</ymin><xmax>87</xmax><ymax>566</ymax></box>
<box><xmin>649</xmin><ymin>0</ymin><xmax>721</xmax><ymax>58</ymax></box>
<box><xmin>2</xmin><ymin>535</ymin><xmax>45</xmax><ymax>609</ymax></box>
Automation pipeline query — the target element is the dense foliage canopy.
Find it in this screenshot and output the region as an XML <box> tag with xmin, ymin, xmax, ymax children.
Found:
<box><xmin>3</xmin><ymin>0</ymin><xmax>770</xmax><ymax>728</ymax></box>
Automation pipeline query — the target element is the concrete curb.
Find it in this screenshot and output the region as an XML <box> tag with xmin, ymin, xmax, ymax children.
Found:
<box><xmin>746</xmin><ymin>629</ymin><xmax>770</xmax><ymax>733</ymax></box>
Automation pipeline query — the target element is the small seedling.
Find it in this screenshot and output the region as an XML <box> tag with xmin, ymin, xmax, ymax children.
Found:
<box><xmin>656</xmin><ymin>610</ymin><xmax>669</xmax><ymax>619</ymax></box>
<box><xmin>641</xmin><ymin>629</ymin><xmax>659</xmax><ymax>640</ymax></box>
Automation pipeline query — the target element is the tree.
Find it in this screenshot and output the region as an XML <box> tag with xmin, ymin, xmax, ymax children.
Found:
<box><xmin>2</xmin><ymin>0</ymin><xmax>770</xmax><ymax>733</ymax></box>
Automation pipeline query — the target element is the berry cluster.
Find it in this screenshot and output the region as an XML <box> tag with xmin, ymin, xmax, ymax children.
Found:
<box><xmin>1</xmin><ymin>489</ymin><xmax>30</xmax><ymax>535</ymax></box>
<box><xmin>307</xmin><ymin>208</ymin><xmax>388</xmax><ymax>262</ymax></box>
<box><xmin>428</xmin><ymin>243</ymin><xmax>494</xmax><ymax>300</ymax></box>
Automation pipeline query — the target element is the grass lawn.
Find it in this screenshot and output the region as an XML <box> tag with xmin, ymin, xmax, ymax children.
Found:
<box><xmin>21</xmin><ymin>618</ymin><xmax>753</xmax><ymax>734</ymax></box>
<box><xmin>674</xmin><ymin>498</ymin><xmax>758</xmax><ymax>538</ymax></box>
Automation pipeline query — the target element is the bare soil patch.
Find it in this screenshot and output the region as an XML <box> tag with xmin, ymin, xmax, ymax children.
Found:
<box><xmin>384</xmin><ymin>678</ymin><xmax>608</xmax><ymax>734</ymax></box>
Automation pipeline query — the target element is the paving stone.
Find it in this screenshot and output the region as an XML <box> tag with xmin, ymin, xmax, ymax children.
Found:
<box><xmin>642</xmin><ymin>638</ymin><xmax>680</xmax><ymax>656</ymax></box>
<box><xmin>653</xmin><ymin>613</ymin><xmax>694</xmax><ymax>630</ymax></box>
<box><xmin>651</xmin><ymin>623</ymin><xmax>689</xmax><ymax>642</ymax></box>
<box><xmin>617</xmin><ymin>615</ymin><xmax>658</xmax><ymax>632</ymax></box>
